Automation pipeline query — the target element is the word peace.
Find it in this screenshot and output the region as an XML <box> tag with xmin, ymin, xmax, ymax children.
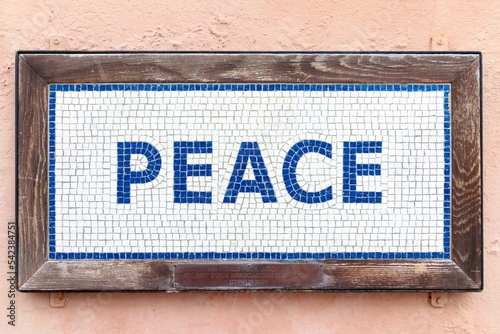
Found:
<box><xmin>117</xmin><ymin>140</ymin><xmax>382</xmax><ymax>205</ymax></box>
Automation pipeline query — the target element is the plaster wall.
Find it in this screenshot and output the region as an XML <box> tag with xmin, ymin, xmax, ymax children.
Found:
<box><xmin>1</xmin><ymin>1</ymin><xmax>499</xmax><ymax>333</ymax></box>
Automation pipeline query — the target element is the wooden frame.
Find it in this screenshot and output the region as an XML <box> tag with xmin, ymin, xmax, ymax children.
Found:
<box><xmin>16</xmin><ymin>52</ymin><xmax>482</xmax><ymax>291</ymax></box>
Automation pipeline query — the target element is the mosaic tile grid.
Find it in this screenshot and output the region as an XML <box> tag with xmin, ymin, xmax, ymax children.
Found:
<box><xmin>48</xmin><ymin>83</ymin><xmax>451</xmax><ymax>260</ymax></box>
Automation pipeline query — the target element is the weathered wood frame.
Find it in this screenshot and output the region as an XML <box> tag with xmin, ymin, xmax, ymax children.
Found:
<box><xmin>16</xmin><ymin>52</ymin><xmax>482</xmax><ymax>291</ymax></box>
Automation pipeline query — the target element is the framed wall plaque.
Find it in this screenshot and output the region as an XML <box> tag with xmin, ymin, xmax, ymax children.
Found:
<box><xmin>16</xmin><ymin>52</ymin><xmax>482</xmax><ymax>291</ymax></box>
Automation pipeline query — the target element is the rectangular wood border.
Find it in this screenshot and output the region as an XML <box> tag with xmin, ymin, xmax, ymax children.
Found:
<box><xmin>16</xmin><ymin>52</ymin><xmax>482</xmax><ymax>291</ymax></box>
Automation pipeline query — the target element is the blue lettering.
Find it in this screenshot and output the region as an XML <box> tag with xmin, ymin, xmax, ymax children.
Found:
<box><xmin>282</xmin><ymin>140</ymin><xmax>333</xmax><ymax>204</ymax></box>
<box><xmin>174</xmin><ymin>141</ymin><xmax>212</xmax><ymax>203</ymax></box>
<box><xmin>223</xmin><ymin>142</ymin><xmax>277</xmax><ymax>203</ymax></box>
<box><xmin>117</xmin><ymin>142</ymin><xmax>162</xmax><ymax>204</ymax></box>
<box><xmin>116</xmin><ymin>139</ymin><xmax>384</xmax><ymax>205</ymax></box>
<box><xmin>342</xmin><ymin>141</ymin><xmax>382</xmax><ymax>203</ymax></box>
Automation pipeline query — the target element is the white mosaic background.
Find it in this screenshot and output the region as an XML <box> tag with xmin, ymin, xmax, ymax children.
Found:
<box><xmin>53</xmin><ymin>87</ymin><xmax>447</xmax><ymax>255</ymax></box>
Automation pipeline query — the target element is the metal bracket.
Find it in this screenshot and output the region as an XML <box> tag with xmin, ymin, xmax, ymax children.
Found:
<box><xmin>431</xmin><ymin>34</ymin><xmax>449</xmax><ymax>51</ymax></box>
<box><xmin>49</xmin><ymin>35</ymin><xmax>67</xmax><ymax>49</ymax></box>
<box><xmin>49</xmin><ymin>292</ymin><xmax>67</xmax><ymax>308</ymax></box>
<box><xmin>428</xmin><ymin>292</ymin><xmax>448</xmax><ymax>308</ymax></box>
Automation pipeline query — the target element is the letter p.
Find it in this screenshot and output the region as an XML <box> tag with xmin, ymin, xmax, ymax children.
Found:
<box><xmin>117</xmin><ymin>142</ymin><xmax>162</xmax><ymax>204</ymax></box>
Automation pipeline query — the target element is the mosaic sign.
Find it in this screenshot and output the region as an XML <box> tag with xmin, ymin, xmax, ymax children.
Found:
<box><xmin>16</xmin><ymin>52</ymin><xmax>482</xmax><ymax>291</ymax></box>
<box><xmin>50</xmin><ymin>82</ymin><xmax>450</xmax><ymax>261</ymax></box>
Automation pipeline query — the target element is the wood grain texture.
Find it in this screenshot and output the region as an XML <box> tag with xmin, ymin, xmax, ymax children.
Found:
<box><xmin>20</xmin><ymin>260</ymin><xmax>477</xmax><ymax>291</ymax></box>
<box><xmin>20</xmin><ymin>261</ymin><xmax>174</xmax><ymax>291</ymax></box>
<box><xmin>17</xmin><ymin>57</ymin><xmax>48</xmax><ymax>288</ymax></box>
<box><xmin>16</xmin><ymin>52</ymin><xmax>482</xmax><ymax>291</ymax></box>
<box><xmin>322</xmin><ymin>261</ymin><xmax>478</xmax><ymax>290</ymax></box>
<box><xmin>21</xmin><ymin>53</ymin><xmax>477</xmax><ymax>84</ymax></box>
<box><xmin>451</xmin><ymin>56</ymin><xmax>482</xmax><ymax>289</ymax></box>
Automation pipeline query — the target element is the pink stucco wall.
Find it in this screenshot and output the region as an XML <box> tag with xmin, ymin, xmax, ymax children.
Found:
<box><xmin>1</xmin><ymin>1</ymin><xmax>498</xmax><ymax>333</ymax></box>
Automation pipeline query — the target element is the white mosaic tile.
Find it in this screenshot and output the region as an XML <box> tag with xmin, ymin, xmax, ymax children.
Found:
<box><xmin>48</xmin><ymin>84</ymin><xmax>451</xmax><ymax>260</ymax></box>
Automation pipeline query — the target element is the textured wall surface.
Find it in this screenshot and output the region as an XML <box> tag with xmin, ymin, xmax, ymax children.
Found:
<box><xmin>1</xmin><ymin>1</ymin><xmax>499</xmax><ymax>333</ymax></box>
